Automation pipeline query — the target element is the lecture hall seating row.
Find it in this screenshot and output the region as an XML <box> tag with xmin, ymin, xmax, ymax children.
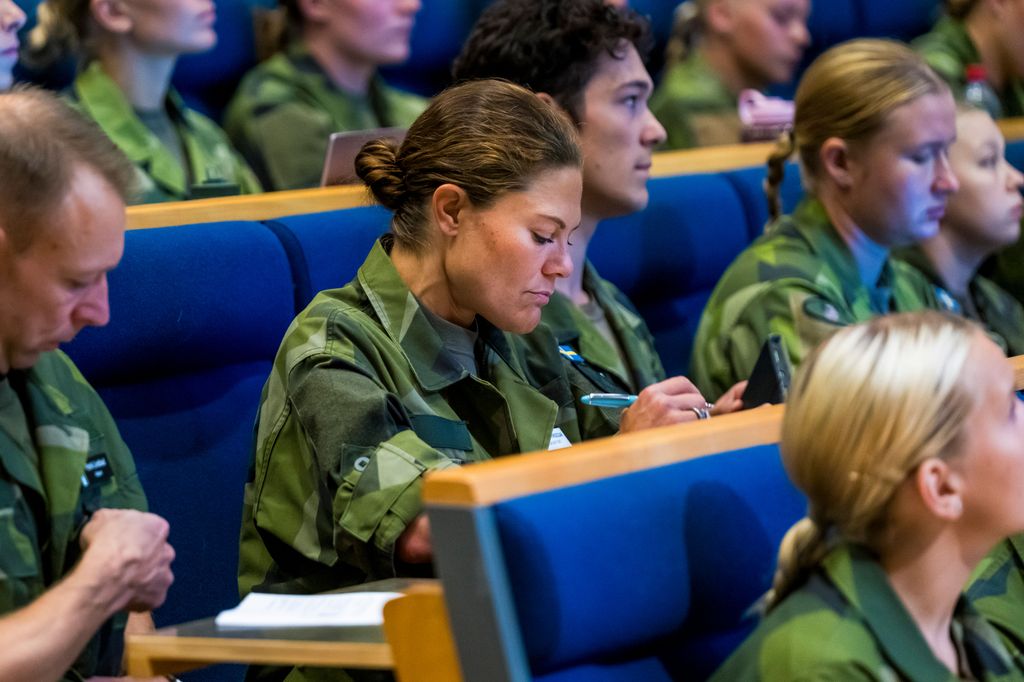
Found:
<box><xmin>62</xmin><ymin>139</ymin><xmax>1024</xmax><ymax>680</ymax></box>
<box><xmin>14</xmin><ymin>0</ymin><xmax>944</xmax><ymax>119</ymax></box>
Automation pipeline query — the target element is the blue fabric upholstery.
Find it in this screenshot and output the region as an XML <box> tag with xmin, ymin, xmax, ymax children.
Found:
<box><xmin>492</xmin><ymin>443</ymin><xmax>806</xmax><ymax>680</ymax></box>
<box><xmin>265</xmin><ymin>205</ymin><xmax>392</xmax><ymax>307</ymax></box>
<box><xmin>1007</xmin><ymin>139</ymin><xmax>1024</xmax><ymax>172</ymax></box>
<box><xmin>62</xmin><ymin>222</ymin><xmax>294</xmax><ymax>682</ymax></box>
<box><xmin>589</xmin><ymin>172</ymin><xmax>775</xmax><ymax>376</ymax></box>
<box><xmin>723</xmin><ymin>162</ymin><xmax>805</xmax><ymax>241</ymax></box>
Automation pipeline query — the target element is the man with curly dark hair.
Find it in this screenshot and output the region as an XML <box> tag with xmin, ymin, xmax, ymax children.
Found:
<box><xmin>453</xmin><ymin>0</ymin><xmax>747</xmax><ymax>434</ymax></box>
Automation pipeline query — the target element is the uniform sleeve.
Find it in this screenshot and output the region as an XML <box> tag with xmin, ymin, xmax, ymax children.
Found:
<box><xmin>251</xmin><ymin>354</ymin><xmax>459</xmax><ymax>581</ymax></box>
<box><xmin>230</xmin><ymin>100</ymin><xmax>334</xmax><ymax>191</ymax></box>
<box><xmin>693</xmin><ymin>279</ymin><xmax>850</xmax><ymax>400</ymax></box>
<box><xmin>967</xmin><ymin>536</ymin><xmax>1024</xmax><ymax>656</ymax></box>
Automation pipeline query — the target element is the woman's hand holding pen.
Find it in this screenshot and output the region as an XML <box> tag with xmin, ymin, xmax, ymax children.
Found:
<box><xmin>618</xmin><ymin>376</ymin><xmax>715</xmax><ymax>433</ymax></box>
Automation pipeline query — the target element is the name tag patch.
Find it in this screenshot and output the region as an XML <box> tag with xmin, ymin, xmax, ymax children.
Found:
<box><xmin>548</xmin><ymin>428</ymin><xmax>572</xmax><ymax>451</ymax></box>
<box><xmin>81</xmin><ymin>453</ymin><xmax>112</xmax><ymax>488</ymax></box>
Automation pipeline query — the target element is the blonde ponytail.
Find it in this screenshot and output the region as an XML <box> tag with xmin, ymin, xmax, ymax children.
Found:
<box><xmin>765</xmin><ymin>129</ymin><xmax>795</xmax><ymax>224</ymax></box>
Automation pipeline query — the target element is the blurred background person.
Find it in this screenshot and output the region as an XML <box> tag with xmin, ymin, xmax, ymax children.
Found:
<box><xmin>650</xmin><ymin>0</ymin><xmax>810</xmax><ymax>150</ymax></box>
<box><xmin>914</xmin><ymin>0</ymin><xmax>1024</xmax><ymax>118</ymax></box>
<box><xmin>225</xmin><ymin>0</ymin><xmax>427</xmax><ymax>190</ymax></box>
<box><xmin>24</xmin><ymin>0</ymin><xmax>261</xmax><ymax>202</ymax></box>
<box><xmin>899</xmin><ymin>104</ymin><xmax>1024</xmax><ymax>355</ymax></box>
<box><xmin>0</xmin><ymin>0</ymin><xmax>26</xmax><ymax>91</ymax></box>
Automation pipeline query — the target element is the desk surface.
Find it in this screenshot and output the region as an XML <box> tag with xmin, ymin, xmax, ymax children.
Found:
<box><xmin>126</xmin><ymin>578</ymin><xmax>426</xmax><ymax>677</ymax></box>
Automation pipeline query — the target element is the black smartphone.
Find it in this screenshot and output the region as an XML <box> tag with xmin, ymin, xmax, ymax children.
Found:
<box><xmin>742</xmin><ymin>334</ymin><xmax>792</xmax><ymax>408</ymax></box>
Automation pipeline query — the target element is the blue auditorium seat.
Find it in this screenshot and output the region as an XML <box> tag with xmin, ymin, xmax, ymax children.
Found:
<box><xmin>589</xmin><ymin>173</ymin><xmax>755</xmax><ymax>376</ymax></box>
<box><xmin>429</xmin><ymin>435</ymin><xmax>806</xmax><ymax>681</ymax></box>
<box><xmin>264</xmin><ymin>204</ymin><xmax>393</xmax><ymax>308</ymax></box>
<box><xmin>63</xmin><ymin>220</ymin><xmax>295</xmax><ymax>682</ymax></box>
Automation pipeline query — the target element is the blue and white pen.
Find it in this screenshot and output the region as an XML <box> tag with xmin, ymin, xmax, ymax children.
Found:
<box><xmin>580</xmin><ymin>393</ymin><xmax>638</xmax><ymax>408</ymax></box>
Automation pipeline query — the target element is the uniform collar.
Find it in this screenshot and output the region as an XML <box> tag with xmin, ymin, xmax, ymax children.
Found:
<box><xmin>356</xmin><ymin>237</ymin><xmax>516</xmax><ymax>392</ymax></box>
<box><xmin>782</xmin><ymin>198</ymin><xmax>897</xmax><ymax>312</ymax></box>
<box><xmin>74</xmin><ymin>61</ymin><xmax>192</xmax><ymax>197</ymax></box>
<box><xmin>824</xmin><ymin>543</ymin><xmax>1016</xmax><ymax>681</ymax></box>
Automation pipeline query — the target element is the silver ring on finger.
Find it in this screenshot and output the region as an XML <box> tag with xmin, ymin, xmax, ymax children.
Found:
<box><xmin>690</xmin><ymin>406</ymin><xmax>710</xmax><ymax>420</ymax></box>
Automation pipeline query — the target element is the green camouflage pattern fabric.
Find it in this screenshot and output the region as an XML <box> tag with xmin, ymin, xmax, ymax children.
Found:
<box><xmin>0</xmin><ymin>350</ymin><xmax>147</xmax><ymax>680</ymax></box>
<box><xmin>898</xmin><ymin>246</ymin><xmax>1024</xmax><ymax>355</ymax></box>
<box><xmin>914</xmin><ymin>16</ymin><xmax>1024</xmax><ymax>118</ymax></box>
<box><xmin>690</xmin><ymin>198</ymin><xmax>930</xmax><ymax>400</ymax></box>
<box><xmin>239</xmin><ymin>237</ymin><xmax>586</xmax><ymax>681</ymax></box>
<box><xmin>240</xmin><ymin>238</ymin><xmax>584</xmax><ymax>596</ymax></box>
<box><xmin>988</xmin><ymin>238</ymin><xmax>1024</xmax><ymax>307</ymax></box>
<box><xmin>649</xmin><ymin>52</ymin><xmax>741</xmax><ymax>150</ymax></box>
<box><xmin>712</xmin><ymin>543</ymin><xmax>1024</xmax><ymax>681</ymax></box>
<box><xmin>71</xmin><ymin>61</ymin><xmax>262</xmax><ymax>204</ymax></box>
<box><xmin>968</xmin><ymin>535</ymin><xmax>1024</xmax><ymax>661</ymax></box>
<box><xmin>224</xmin><ymin>42</ymin><xmax>427</xmax><ymax>191</ymax></box>
<box><xmin>523</xmin><ymin>260</ymin><xmax>665</xmax><ymax>438</ymax></box>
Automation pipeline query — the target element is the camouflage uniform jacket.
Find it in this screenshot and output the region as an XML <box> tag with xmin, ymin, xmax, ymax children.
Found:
<box><xmin>71</xmin><ymin>61</ymin><xmax>262</xmax><ymax>204</ymax></box>
<box><xmin>712</xmin><ymin>543</ymin><xmax>1024</xmax><ymax>681</ymax></box>
<box><xmin>914</xmin><ymin>16</ymin><xmax>1024</xmax><ymax>118</ymax></box>
<box><xmin>0</xmin><ymin>351</ymin><xmax>147</xmax><ymax>680</ymax></box>
<box><xmin>968</xmin><ymin>535</ymin><xmax>1024</xmax><ymax>661</ymax></box>
<box><xmin>898</xmin><ymin>246</ymin><xmax>1024</xmax><ymax>355</ymax></box>
<box><xmin>690</xmin><ymin>198</ymin><xmax>929</xmax><ymax>399</ymax></box>
<box><xmin>649</xmin><ymin>52</ymin><xmax>741</xmax><ymax>151</ymax></box>
<box><xmin>525</xmin><ymin>260</ymin><xmax>665</xmax><ymax>438</ymax></box>
<box><xmin>239</xmin><ymin>236</ymin><xmax>584</xmax><ymax>600</ymax></box>
<box><xmin>224</xmin><ymin>42</ymin><xmax>427</xmax><ymax>191</ymax></box>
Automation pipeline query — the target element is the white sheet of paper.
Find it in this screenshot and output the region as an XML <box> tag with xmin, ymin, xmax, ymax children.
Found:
<box><xmin>215</xmin><ymin>591</ymin><xmax>403</xmax><ymax>628</ymax></box>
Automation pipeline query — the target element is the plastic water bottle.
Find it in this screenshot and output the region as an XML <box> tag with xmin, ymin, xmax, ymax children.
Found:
<box><xmin>964</xmin><ymin>63</ymin><xmax>1003</xmax><ymax>118</ymax></box>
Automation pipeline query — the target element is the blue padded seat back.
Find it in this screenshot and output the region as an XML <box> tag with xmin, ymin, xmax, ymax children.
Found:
<box><xmin>265</xmin><ymin>204</ymin><xmax>392</xmax><ymax>308</ymax></box>
<box><xmin>494</xmin><ymin>443</ymin><xmax>806</xmax><ymax>680</ymax></box>
<box><xmin>589</xmin><ymin>173</ymin><xmax>751</xmax><ymax>377</ymax></box>
<box><xmin>723</xmin><ymin>161</ymin><xmax>805</xmax><ymax>242</ymax></box>
<box><xmin>1007</xmin><ymin>139</ymin><xmax>1024</xmax><ymax>172</ymax></box>
<box><xmin>62</xmin><ymin>221</ymin><xmax>294</xmax><ymax>636</ymax></box>
<box><xmin>856</xmin><ymin>0</ymin><xmax>941</xmax><ymax>41</ymax></box>
<box><xmin>381</xmin><ymin>0</ymin><xmax>485</xmax><ymax>96</ymax></box>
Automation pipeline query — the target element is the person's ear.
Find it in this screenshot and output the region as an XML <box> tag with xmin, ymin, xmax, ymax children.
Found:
<box><xmin>820</xmin><ymin>137</ymin><xmax>855</xmax><ymax>191</ymax></box>
<box><xmin>295</xmin><ymin>0</ymin><xmax>331</xmax><ymax>24</ymax></box>
<box><xmin>90</xmin><ymin>0</ymin><xmax>133</xmax><ymax>34</ymax></box>
<box><xmin>914</xmin><ymin>457</ymin><xmax>965</xmax><ymax>521</ymax></box>
<box><xmin>431</xmin><ymin>184</ymin><xmax>470</xmax><ymax>238</ymax></box>
<box><xmin>704</xmin><ymin>0</ymin><xmax>736</xmax><ymax>35</ymax></box>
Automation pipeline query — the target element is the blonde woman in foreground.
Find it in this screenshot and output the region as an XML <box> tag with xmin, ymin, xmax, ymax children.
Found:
<box><xmin>712</xmin><ymin>311</ymin><xmax>1024</xmax><ymax>680</ymax></box>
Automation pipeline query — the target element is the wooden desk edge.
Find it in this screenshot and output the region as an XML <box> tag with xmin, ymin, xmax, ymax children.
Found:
<box><xmin>125</xmin><ymin>185</ymin><xmax>372</xmax><ymax>229</ymax></box>
<box><xmin>424</xmin><ymin>403</ymin><xmax>785</xmax><ymax>507</ymax></box>
<box><xmin>427</xmin><ymin>354</ymin><xmax>1024</xmax><ymax>508</ymax></box>
<box><xmin>125</xmin><ymin>634</ymin><xmax>393</xmax><ymax>676</ymax></box>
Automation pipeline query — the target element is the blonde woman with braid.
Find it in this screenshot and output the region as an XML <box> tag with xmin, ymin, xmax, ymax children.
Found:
<box><xmin>712</xmin><ymin>311</ymin><xmax>1024</xmax><ymax>680</ymax></box>
<box><xmin>690</xmin><ymin>39</ymin><xmax>953</xmax><ymax>400</ymax></box>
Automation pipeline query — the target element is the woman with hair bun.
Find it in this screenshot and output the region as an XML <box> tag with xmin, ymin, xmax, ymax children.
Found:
<box><xmin>712</xmin><ymin>311</ymin><xmax>1024</xmax><ymax>679</ymax></box>
<box><xmin>24</xmin><ymin>0</ymin><xmax>260</xmax><ymax>202</ymax></box>
<box><xmin>239</xmin><ymin>82</ymin><xmax>718</xmax><ymax>681</ymax></box>
<box><xmin>691</xmin><ymin>39</ymin><xmax>955</xmax><ymax>399</ymax></box>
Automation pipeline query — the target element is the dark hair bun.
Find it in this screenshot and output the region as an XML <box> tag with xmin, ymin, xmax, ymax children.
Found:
<box><xmin>355</xmin><ymin>138</ymin><xmax>405</xmax><ymax>211</ymax></box>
